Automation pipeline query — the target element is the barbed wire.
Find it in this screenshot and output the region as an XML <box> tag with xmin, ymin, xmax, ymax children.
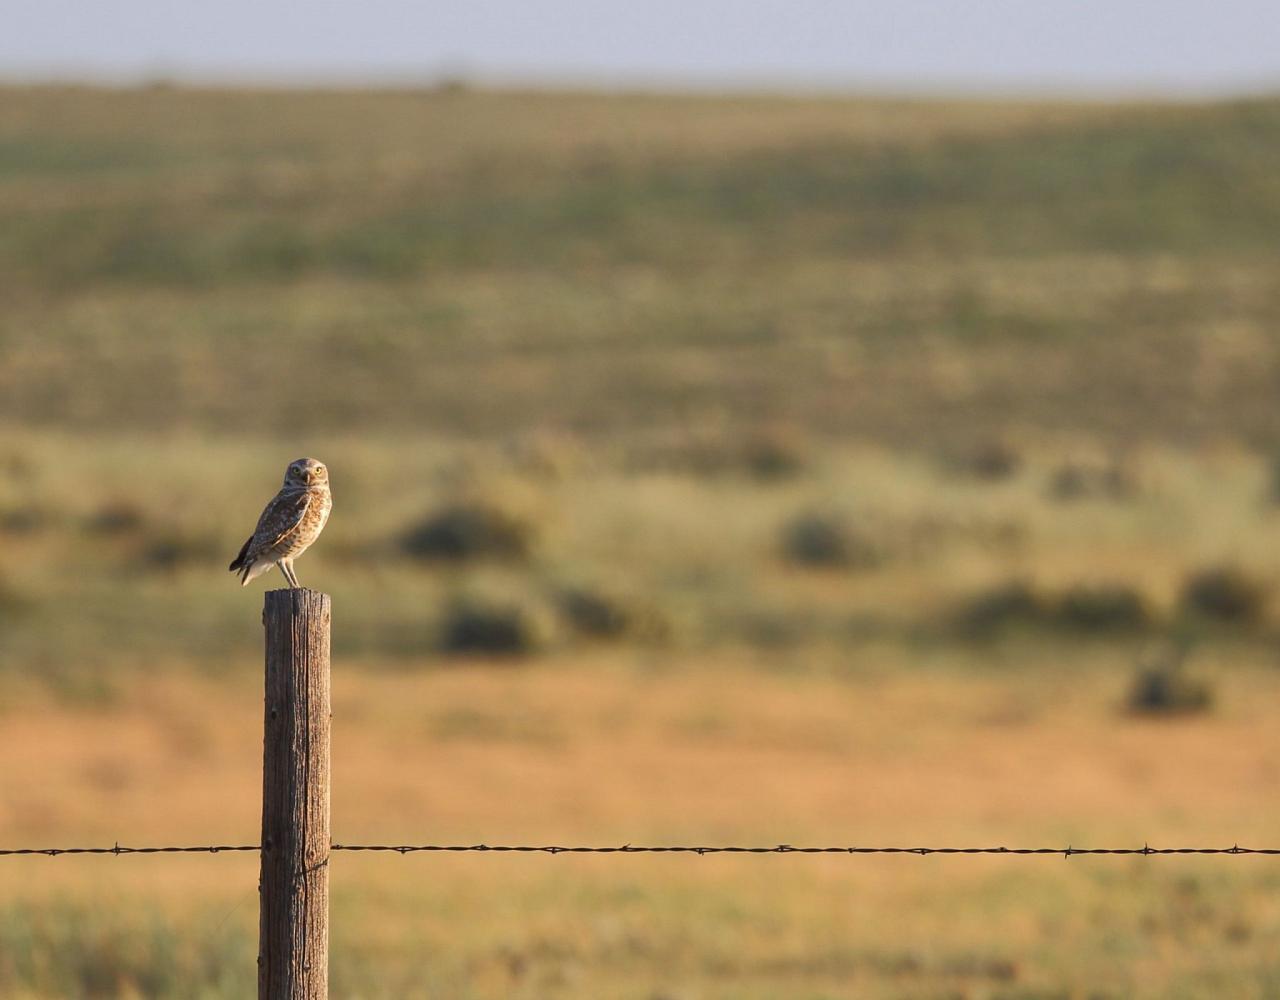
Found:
<box><xmin>2</xmin><ymin>842</ymin><xmax>1278</xmax><ymax>858</ymax></box>
<box><xmin>332</xmin><ymin>843</ymin><xmax>1280</xmax><ymax>857</ymax></box>
<box><xmin>0</xmin><ymin>844</ymin><xmax>258</xmax><ymax>857</ymax></box>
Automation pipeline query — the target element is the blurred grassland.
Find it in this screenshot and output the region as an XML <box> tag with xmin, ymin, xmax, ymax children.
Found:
<box><xmin>2</xmin><ymin>88</ymin><xmax>1280</xmax><ymax>445</ymax></box>
<box><xmin>5</xmin><ymin>428</ymin><xmax>1280</xmax><ymax>681</ymax></box>
<box><xmin>2</xmin><ymin>86</ymin><xmax>1280</xmax><ymax>675</ymax></box>
<box><xmin>5</xmin><ymin>85</ymin><xmax>1280</xmax><ymax>998</ymax></box>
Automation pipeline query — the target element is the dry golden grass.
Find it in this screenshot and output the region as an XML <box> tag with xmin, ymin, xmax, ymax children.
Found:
<box><xmin>4</xmin><ymin>662</ymin><xmax>1280</xmax><ymax>997</ymax></box>
<box><xmin>8</xmin><ymin>658</ymin><xmax>1279</xmax><ymax>849</ymax></box>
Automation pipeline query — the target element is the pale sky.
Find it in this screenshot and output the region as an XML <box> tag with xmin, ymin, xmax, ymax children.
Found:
<box><xmin>3</xmin><ymin>0</ymin><xmax>1278</xmax><ymax>96</ymax></box>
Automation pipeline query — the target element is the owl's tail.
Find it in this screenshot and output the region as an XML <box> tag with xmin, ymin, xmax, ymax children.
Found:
<box><xmin>229</xmin><ymin>536</ymin><xmax>252</xmax><ymax>582</ymax></box>
<box><xmin>238</xmin><ymin>559</ymin><xmax>274</xmax><ymax>586</ymax></box>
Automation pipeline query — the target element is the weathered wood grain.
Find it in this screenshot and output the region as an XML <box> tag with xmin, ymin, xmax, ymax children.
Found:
<box><xmin>260</xmin><ymin>588</ymin><xmax>330</xmax><ymax>999</ymax></box>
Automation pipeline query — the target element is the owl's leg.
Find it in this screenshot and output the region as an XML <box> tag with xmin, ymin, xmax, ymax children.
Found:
<box><xmin>279</xmin><ymin>560</ymin><xmax>300</xmax><ymax>588</ymax></box>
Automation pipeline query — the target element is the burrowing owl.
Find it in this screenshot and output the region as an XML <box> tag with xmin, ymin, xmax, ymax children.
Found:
<box><xmin>229</xmin><ymin>458</ymin><xmax>332</xmax><ymax>588</ymax></box>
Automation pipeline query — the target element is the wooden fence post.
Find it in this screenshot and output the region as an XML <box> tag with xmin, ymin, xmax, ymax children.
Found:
<box><xmin>260</xmin><ymin>587</ymin><xmax>331</xmax><ymax>999</ymax></box>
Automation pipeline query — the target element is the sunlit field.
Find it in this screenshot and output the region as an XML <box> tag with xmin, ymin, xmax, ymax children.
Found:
<box><xmin>3</xmin><ymin>85</ymin><xmax>1280</xmax><ymax>997</ymax></box>
<box><xmin>5</xmin><ymin>665</ymin><xmax>1280</xmax><ymax>998</ymax></box>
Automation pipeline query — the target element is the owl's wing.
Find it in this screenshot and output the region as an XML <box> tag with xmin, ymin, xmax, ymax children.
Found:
<box><xmin>250</xmin><ymin>490</ymin><xmax>314</xmax><ymax>555</ymax></box>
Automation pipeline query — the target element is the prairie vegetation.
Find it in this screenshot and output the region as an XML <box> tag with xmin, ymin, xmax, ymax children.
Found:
<box><xmin>3</xmin><ymin>85</ymin><xmax>1280</xmax><ymax>996</ymax></box>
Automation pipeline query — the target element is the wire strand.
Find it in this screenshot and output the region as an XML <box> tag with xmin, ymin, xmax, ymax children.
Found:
<box><xmin>2</xmin><ymin>842</ymin><xmax>1277</xmax><ymax>858</ymax></box>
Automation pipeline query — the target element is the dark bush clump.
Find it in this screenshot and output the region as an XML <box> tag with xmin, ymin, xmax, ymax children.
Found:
<box><xmin>955</xmin><ymin>580</ymin><xmax>1047</xmax><ymax>635</ymax></box>
<box><xmin>556</xmin><ymin>585</ymin><xmax>668</xmax><ymax>642</ymax></box>
<box><xmin>1127</xmin><ymin>643</ymin><xmax>1213</xmax><ymax>715</ymax></box>
<box><xmin>1053</xmin><ymin>584</ymin><xmax>1151</xmax><ymax>633</ymax></box>
<box><xmin>1267</xmin><ymin>454</ymin><xmax>1280</xmax><ymax>505</ymax></box>
<box><xmin>1046</xmin><ymin>464</ymin><xmax>1091</xmax><ymax>501</ymax></box>
<box><xmin>1129</xmin><ymin>668</ymin><xmax>1213</xmax><ymax>715</ymax></box>
<box><xmin>1046</xmin><ymin>460</ymin><xmax>1136</xmax><ymax>502</ymax></box>
<box><xmin>781</xmin><ymin>512</ymin><xmax>880</xmax><ymax>569</ymax></box>
<box><xmin>438</xmin><ymin>598</ymin><xmax>539</xmax><ymax>656</ymax></box>
<box><xmin>557</xmin><ymin>586</ymin><xmax>632</xmax><ymax>639</ymax></box>
<box><xmin>947</xmin><ymin>441</ymin><xmax>1021</xmax><ymax>481</ymax></box>
<box><xmin>0</xmin><ymin>505</ymin><xmax>49</xmax><ymax>536</ymax></box>
<box><xmin>0</xmin><ymin>575</ymin><xmax>27</xmax><ymax>620</ymax></box>
<box><xmin>87</xmin><ymin>501</ymin><xmax>146</xmax><ymax>536</ymax></box>
<box><xmin>740</xmin><ymin>427</ymin><xmax>807</xmax><ymax>481</ymax></box>
<box><xmin>400</xmin><ymin>503</ymin><xmax>532</xmax><ymax>563</ymax></box>
<box><xmin>138</xmin><ymin>532</ymin><xmax>221</xmax><ymax>572</ymax></box>
<box><xmin>1180</xmin><ymin>567</ymin><xmax>1267</xmax><ymax>624</ymax></box>
<box><xmin>627</xmin><ymin>426</ymin><xmax>807</xmax><ymax>480</ymax></box>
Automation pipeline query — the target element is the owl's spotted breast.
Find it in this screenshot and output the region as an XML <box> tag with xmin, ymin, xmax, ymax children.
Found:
<box><xmin>260</xmin><ymin>488</ymin><xmax>330</xmax><ymax>560</ymax></box>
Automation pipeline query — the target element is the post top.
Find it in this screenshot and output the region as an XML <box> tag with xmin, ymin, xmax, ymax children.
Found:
<box><xmin>262</xmin><ymin>588</ymin><xmax>331</xmax><ymax>612</ymax></box>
